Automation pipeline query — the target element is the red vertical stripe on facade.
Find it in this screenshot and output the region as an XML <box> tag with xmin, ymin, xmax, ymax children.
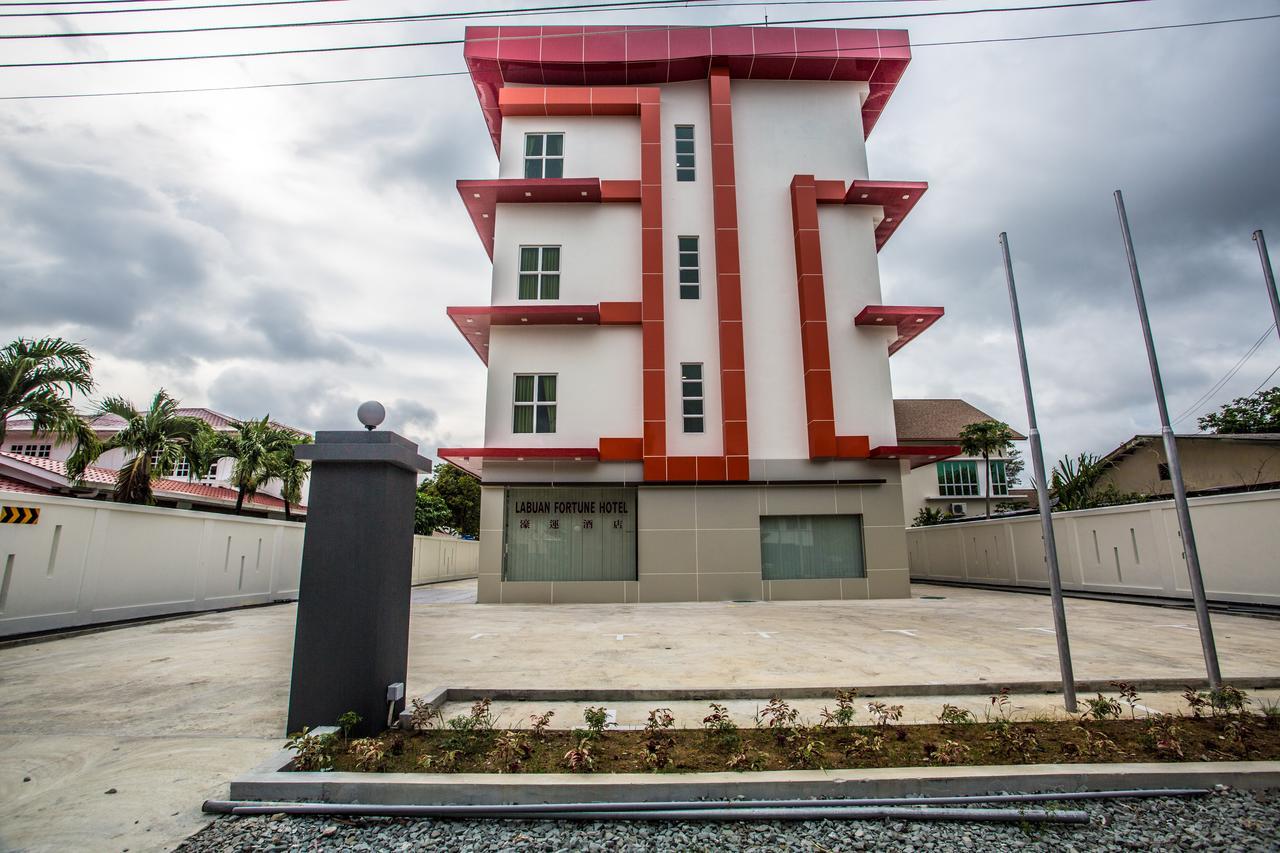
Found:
<box><xmin>708</xmin><ymin>68</ymin><xmax>750</xmax><ymax>481</ymax></box>
<box><xmin>640</xmin><ymin>99</ymin><xmax>668</xmax><ymax>481</ymax></box>
<box><xmin>790</xmin><ymin>174</ymin><xmax>837</xmax><ymax>459</ymax></box>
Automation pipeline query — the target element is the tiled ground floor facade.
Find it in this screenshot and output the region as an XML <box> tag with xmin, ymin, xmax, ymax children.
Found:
<box><xmin>476</xmin><ymin>481</ymin><xmax>910</xmax><ymax>603</ymax></box>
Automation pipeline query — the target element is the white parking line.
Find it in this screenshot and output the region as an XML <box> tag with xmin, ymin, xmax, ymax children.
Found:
<box><xmin>1016</xmin><ymin>627</ymin><xmax>1056</xmax><ymax>634</ymax></box>
<box><xmin>1155</xmin><ymin>624</ymin><xmax>1198</xmax><ymax>631</ymax></box>
<box><xmin>469</xmin><ymin>633</ymin><xmax>494</xmax><ymax>640</ymax></box>
<box><xmin>745</xmin><ymin>631</ymin><xmax>778</xmax><ymax>639</ymax></box>
<box><xmin>612</xmin><ymin>634</ymin><xmax>636</xmax><ymax>641</ymax></box>
<box><xmin>882</xmin><ymin>629</ymin><xmax>919</xmax><ymax>637</ymax></box>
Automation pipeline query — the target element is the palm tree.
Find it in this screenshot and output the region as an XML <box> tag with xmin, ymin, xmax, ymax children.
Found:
<box><xmin>0</xmin><ymin>336</ymin><xmax>95</xmax><ymax>448</ymax></box>
<box><xmin>212</xmin><ymin>416</ymin><xmax>299</xmax><ymax>514</ymax></box>
<box><xmin>1050</xmin><ymin>452</ymin><xmax>1109</xmax><ymax>511</ymax></box>
<box><xmin>270</xmin><ymin>435</ymin><xmax>312</xmax><ymax>522</ymax></box>
<box><xmin>958</xmin><ymin>419</ymin><xmax>1017</xmax><ymax>519</ymax></box>
<box><xmin>66</xmin><ymin>390</ymin><xmax>211</xmax><ymax>504</ymax></box>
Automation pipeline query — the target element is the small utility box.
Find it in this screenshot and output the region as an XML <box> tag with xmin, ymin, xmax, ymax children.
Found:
<box><xmin>286</xmin><ymin>429</ymin><xmax>430</xmax><ymax>737</ymax></box>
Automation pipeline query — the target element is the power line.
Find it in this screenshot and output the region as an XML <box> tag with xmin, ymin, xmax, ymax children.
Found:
<box><xmin>1171</xmin><ymin>322</ymin><xmax>1276</xmax><ymax>425</ymax></box>
<box><xmin>3</xmin><ymin>10</ymin><xmax>1271</xmax><ymax>100</ymax></box>
<box><xmin>0</xmin><ymin>0</ymin><xmax>951</xmax><ymax>38</ymax></box>
<box><xmin>1251</xmin><ymin>363</ymin><xmax>1280</xmax><ymax>395</ymax></box>
<box><xmin>0</xmin><ymin>0</ymin><xmax>923</xmax><ymax>18</ymax></box>
<box><xmin>0</xmin><ymin>0</ymin><xmax>348</xmax><ymax>16</ymax></box>
<box><xmin>0</xmin><ymin>0</ymin><xmax>1156</xmax><ymax>67</ymax></box>
<box><xmin>0</xmin><ymin>0</ymin><xmax>734</xmax><ymax>29</ymax></box>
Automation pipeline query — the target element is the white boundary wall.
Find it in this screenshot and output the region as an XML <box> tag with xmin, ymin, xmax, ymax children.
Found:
<box><xmin>411</xmin><ymin>535</ymin><xmax>479</xmax><ymax>585</ymax></box>
<box><xmin>907</xmin><ymin>489</ymin><xmax>1280</xmax><ymax>607</ymax></box>
<box><xmin>0</xmin><ymin>493</ymin><xmax>479</xmax><ymax>637</ymax></box>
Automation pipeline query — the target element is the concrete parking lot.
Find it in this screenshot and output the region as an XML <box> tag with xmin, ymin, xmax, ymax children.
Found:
<box><xmin>1</xmin><ymin>580</ymin><xmax>1278</xmax><ymax>852</ymax></box>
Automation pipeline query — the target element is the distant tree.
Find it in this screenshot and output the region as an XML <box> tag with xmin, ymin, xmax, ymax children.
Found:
<box><xmin>421</xmin><ymin>462</ymin><xmax>481</xmax><ymax>538</ymax></box>
<box><xmin>1049</xmin><ymin>451</ymin><xmax>1148</xmax><ymax>512</ymax></box>
<box><xmin>1197</xmin><ymin>387</ymin><xmax>1280</xmax><ymax>435</ymax></box>
<box><xmin>211</xmin><ymin>416</ymin><xmax>299</xmax><ymax>514</ymax></box>
<box><xmin>269</xmin><ymin>434</ymin><xmax>312</xmax><ymax>522</ymax></box>
<box><xmin>66</xmin><ymin>390</ymin><xmax>211</xmax><ymax>505</ymax></box>
<box><xmin>415</xmin><ymin>489</ymin><xmax>452</xmax><ymax>536</ymax></box>
<box><xmin>1004</xmin><ymin>447</ymin><xmax>1025</xmax><ymax>485</ymax></box>
<box><xmin>958</xmin><ymin>419</ymin><xmax>1017</xmax><ymax>519</ymax></box>
<box><xmin>0</xmin><ymin>336</ymin><xmax>95</xmax><ymax>448</ymax></box>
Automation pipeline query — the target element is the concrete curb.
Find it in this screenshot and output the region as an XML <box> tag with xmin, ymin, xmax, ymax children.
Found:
<box><xmin>228</xmin><ymin>760</ymin><xmax>1280</xmax><ymax>806</ymax></box>
<box><xmin>395</xmin><ymin>677</ymin><xmax>1280</xmax><ymax>725</ymax></box>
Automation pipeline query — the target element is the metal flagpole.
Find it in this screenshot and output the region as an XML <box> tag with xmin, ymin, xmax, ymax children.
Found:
<box><xmin>998</xmin><ymin>232</ymin><xmax>1077</xmax><ymax>713</ymax></box>
<box><xmin>1254</xmin><ymin>230</ymin><xmax>1280</xmax><ymax>345</ymax></box>
<box><xmin>1114</xmin><ymin>190</ymin><xmax>1222</xmax><ymax>690</ymax></box>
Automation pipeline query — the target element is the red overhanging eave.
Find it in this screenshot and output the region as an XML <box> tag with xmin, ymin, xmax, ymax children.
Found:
<box><xmin>869</xmin><ymin>444</ymin><xmax>961</xmax><ymax>469</ymax></box>
<box><xmin>463</xmin><ymin>26</ymin><xmax>911</xmax><ymax>154</ymax></box>
<box><xmin>854</xmin><ymin>305</ymin><xmax>944</xmax><ymax>355</ymax></box>
<box><xmin>447</xmin><ymin>303</ymin><xmax>640</xmax><ymax>364</ymax></box>
<box><xmin>822</xmin><ymin>180</ymin><xmax>928</xmax><ymax>251</ymax></box>
<box><xmin>458</xmin><ymin>178</ymin><xmax>608</xmax><ymax>259</ymax></box>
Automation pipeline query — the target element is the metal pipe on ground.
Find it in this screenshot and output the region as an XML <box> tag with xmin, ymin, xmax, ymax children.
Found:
<box><xmin>211</xmin><ymin>802</ymin><xmax>1088</xmax><ymax>824</ymax></box>
<box><xmin>204</xmin><ymin>788</ymin><xmax>1207</xmax><ymax>818</ymax></box>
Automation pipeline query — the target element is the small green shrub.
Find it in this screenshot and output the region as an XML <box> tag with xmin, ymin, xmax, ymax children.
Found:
<box><xmin>1083</xmin><ymin>693</ymin><xmax>1123</xmax><ymax>721</ymax></box>
<box><xmin>820</xmin><ymin>689</ymin><xmax>859</xmax><ymax>728</ymax></box>
<box><xmin>564</xmin><ymin>738</ymin><xmax>595</xmax><ymax>772</ymax></box>
<box><xmin>337</xmin><ymin>711</ymin><xmax>362</xmax><ymax>741</ymax></box>
<box><xmin>408</xmin><ymin>697</ymin><xmax>443</xmax><ymax>732</ymax></box>
<box><xmin>528</xmin><ymin>710</ymin><xmax>555</xmax><ymax>740</ymax></box>
<box><xmin>866</xmin><ymin>701</ymin><xmax>904</xmax><ymax>727</ymax></box>
<box><xmin>349</xmin><ymin>737</ymin><xmax>387</xmax><ymax>771</ymax></box>
<box><xmin>582</xmin><ymin>706</ymin><xmax>611</xmax><ymax>739</ymax></box>
<box><xmin>924</xmin><ymin>739</ymin><xmax>970</xmax><ymax>765</ymax></box>
<box><xmin>937</xmin><ymin>704</ymin><xmax>975</xmax><ymax>725</ymax></box>
<box><xmin>491</xmin><ymin>731</ymin><xmax>533</xmax><ymax>772</ymax></box>
<box><xmin>285</xmin><ymin>726</ymin><xmax>336</xmax><ymax>772</ymax></box>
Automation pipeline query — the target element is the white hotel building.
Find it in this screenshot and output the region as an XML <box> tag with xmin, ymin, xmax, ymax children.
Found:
<box><xmin>440</xmin><ymin>25</ymin><xmax>959</xmax><ymax>603</ymax></box>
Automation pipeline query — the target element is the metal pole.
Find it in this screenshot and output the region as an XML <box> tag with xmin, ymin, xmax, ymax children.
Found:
<box><xmin>1113</xmin><ymin>190</ymin><xmax>1222</xmax><ymax>689</ymax></box>
<box><xmin>998</xmin><ymin>232</ymin><xmax>1078</xmax><ymax>713</ymax></box>
<box><xmin>1254</xmin><ymin>230</ymin><xmax>1280</xmax><ymax>345</ymax></box>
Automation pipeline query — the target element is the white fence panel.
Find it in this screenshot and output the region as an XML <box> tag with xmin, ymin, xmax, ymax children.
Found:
<box><xmin>906</xmin><ymin>489</ymin><xmax>1280</xmax><ymax>607</ymax></box>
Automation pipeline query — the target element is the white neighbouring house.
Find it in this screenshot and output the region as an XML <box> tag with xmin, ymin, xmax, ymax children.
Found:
<box><xmin>896</xmin><ymin>399</ymin><xmax>1030</xmax><ymax>522</ymax></box>
<box><xmin>439</xmin><ymin>25</ymin><xmax>963</xmax><ymax>603</ymax></box>
<box><xmin>0</xmin><ymin>408</ymin><xmax>309</xmax><ymax>519</ymax></box>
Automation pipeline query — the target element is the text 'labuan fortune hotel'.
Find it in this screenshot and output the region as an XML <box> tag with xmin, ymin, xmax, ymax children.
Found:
<box><xmin>438</xmin><ymin>25</ymin><xmax>959</xmax><ymax>603</ymax></box>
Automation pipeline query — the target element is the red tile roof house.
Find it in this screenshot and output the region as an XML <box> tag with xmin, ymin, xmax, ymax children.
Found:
<box><xmin>0</xmin><ymin>408</ymin><xmax>309</xmax><ymax>519</ymax></box>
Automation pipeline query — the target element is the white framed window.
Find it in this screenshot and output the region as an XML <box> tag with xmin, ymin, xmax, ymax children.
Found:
<box><xmin>681</xmin><ymin>363</ymin><xmax>704</xmax><ymax>433</ymax></box>
<box><xmin>937</xmin><ymin>461</ymin><xmax>980</xmax><ymax>497</ymax></box>
<box><xmin>203</xmin><ymin>461</ymin><xmax>219</xmax><ymax>481</ymax></box>
<box><xmin>524</xmin><ymin>132</ymin><xmax>564</xmax><ymax>179</ymax></box>
<box><xmin>518</xmin><ymin>246</ymin><xmax>561</xmax><ymax>300</ymax></box>
<box><xmin>172</xmin><ymin>460</ymin><xmax>191</xmax><ymax>479</ymax></box>
<box><xmin>11</xmin><ymin>444</ymin><xmax>52</xmax><ymax>458</ymax></box>
<box><xmin>678</xmin><ymin>236</ymin><xmax>700</xmax><ymax>300</ymax></box>
<box><xmin>513</xmin><ymin>374</ymin><xmax>557</xmax><ymax>434</ymax></box>
<box><xmin>674</xmin><ymin>125</ymin><xmax>695</xmax><ymax>181</ymax></box>
<box><xmin>990</xmin><ymin>460</ymin><xmax>1009</xmax><ymax>496</ymax></box>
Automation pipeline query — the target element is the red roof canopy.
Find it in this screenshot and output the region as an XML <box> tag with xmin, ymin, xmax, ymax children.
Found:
<box><xmin>458</xmin><ymin>178</ymin><xmax>640</xmax><ymax>258</ymax></box>
<box><xmin>447</xmin><ymin>303</ymin><xmax>641</xmax><ymax>364</ymax></box>
<box><xmin>464</xmin><ymin>25</ymin><xmax>911</xmax><ymax>152</ymax></box>
<box><xmin>855</xmin><ymin>304</ymin><xmax>944</xmax><ymax>355</ymax></box>
<box><xmin>815</xmin><ymin>179</ymin><xmax>928</xmax><ymax>251</ymax></box>
<box><xmin>869</xmin><ymin>444</ymin><xmax>961</xmax><ymax>469</ymax></box>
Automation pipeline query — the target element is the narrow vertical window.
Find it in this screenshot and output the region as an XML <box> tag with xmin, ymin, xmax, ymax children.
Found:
<box><xmin>524</xmin><ymin>132</ymin><xmax>564</xmax><ymax>179</ymax></box>
<box><xmin>674</xmin><ymin>125</ymin><xmax>695</xmax><ymax>181</ymax></box>
<box><xmin>989</xmin><ymin>460</ymin><xmax>1008</xmax><ymax>496</ymax></box>
<box><xmin>518</xmin><ymin>246</ymin><xmax>561</xmax><ymax>300</ymax></box>
<box><xmin>513</xmin><ymin>374</ymin><xmax>557</xmax><ymax>434</ymax></box>
<box><xmin>681</xmin><ymin>363</ymin><xmax>704</xmax><ymax>433</ymax></box>
<box><xmin>678</xmin><ymin>236</ymin><xmax>700</xmax><ymax>300</ymax></box>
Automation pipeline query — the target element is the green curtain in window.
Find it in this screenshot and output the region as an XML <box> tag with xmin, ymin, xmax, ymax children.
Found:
<box><xmin>525</xmin><ymin>135</ymin><xmax>543</xmax><ymax>156</ymax></box>
<box><xmin>541</xmin><ymin>246</ymin><xmax>560</xmax><ymax>270</ymax></box>
<box><xmin>537</xmin><ymin>375</ymin><xmax>556</xmax><ymax>402</ymax></box>
<box><xmin>519</xmin><ymin>274</ymin><xmax>540</xmax><ymax>299</ymax></box>
<box><xmin>545</xmin><ymin>134</ymin><xmax>563</xmax><ymax>156</ymax></box>
<box><xmin>536</xmin><ymin>405</ymin><xmax>556</xmax><ymax>433</ymax></box>
<box><xmin>513</xmin><ymin>406</ymin><xmax>534</xmax><ymax>433</ymax></box>
<box><xmin>514</xmin><ymin>375</ymin><xmax>535</xmax><ymax>402</ymax></box>
<box><xmin>760</xmin><ymin>515</ymin><xmax>865</xmax><ymax>580</ymax></box>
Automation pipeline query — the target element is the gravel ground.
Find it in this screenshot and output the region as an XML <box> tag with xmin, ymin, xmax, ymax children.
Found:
<box><xmin>175</xmin><ymin>788</ymin><xmax>1279</xmax><ymax>852</ymax></box>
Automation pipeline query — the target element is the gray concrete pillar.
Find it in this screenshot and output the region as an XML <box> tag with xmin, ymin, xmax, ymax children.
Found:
<box><xmin>286</xmin><ymin>428</ymin><xmax>430</xmax><ymax>737</ymax></box>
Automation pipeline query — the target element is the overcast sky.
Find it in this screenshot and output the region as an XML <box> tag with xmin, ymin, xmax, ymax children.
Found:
<box><xmin>2</xmin><ymin>0</ymin><xmax>1278</xmax><ymax>474</ymax></box>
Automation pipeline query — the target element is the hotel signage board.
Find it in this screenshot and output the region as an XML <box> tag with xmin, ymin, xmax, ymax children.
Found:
<box><xmin>503</xmin><ymin>486</ymin><xmax>637</xmax><ymax>581</ymax></box>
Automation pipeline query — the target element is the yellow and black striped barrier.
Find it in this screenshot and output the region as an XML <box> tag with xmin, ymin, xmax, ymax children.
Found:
<box><xmin>0</xmin><ymin>506</ymin><xmax>39</xmax><ymax>524</ymax></box>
